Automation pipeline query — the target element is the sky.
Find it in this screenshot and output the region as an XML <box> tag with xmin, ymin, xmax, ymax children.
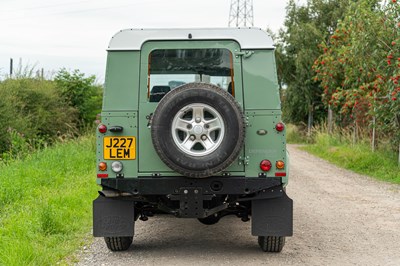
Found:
<box><xmin>0</xmin><ymin>0</ymin><xmax>303</xmax><ymax>82</ymax></box>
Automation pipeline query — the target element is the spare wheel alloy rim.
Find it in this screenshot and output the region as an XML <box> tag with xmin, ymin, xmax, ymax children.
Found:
<box><xmin>171</xmin><ymin>103</ymin><xmax>225</xmax><ymax>157</ymax></box>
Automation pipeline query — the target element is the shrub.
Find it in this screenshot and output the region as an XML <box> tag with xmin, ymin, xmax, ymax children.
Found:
<box><xmin>54</xmin><ymin>69</ymin><xmax>103</xmax><ymax>126</ymax></box>
<box><xmin>0</xmin><ymin>78</ymin><xmax>78</xmax><ymax>156</ymax></box>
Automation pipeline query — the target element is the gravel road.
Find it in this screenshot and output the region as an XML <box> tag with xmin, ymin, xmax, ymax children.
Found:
<box><xmin>76</xmin><ymin>145</ymin><xmax>400</xmax><ymax>266</ymax></box>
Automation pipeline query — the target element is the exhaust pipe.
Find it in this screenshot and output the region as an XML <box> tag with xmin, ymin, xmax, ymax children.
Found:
<box><xmin>98</xmin><ymin>190</ymin><xmax>132</xmax><ymax>198</ymax></box>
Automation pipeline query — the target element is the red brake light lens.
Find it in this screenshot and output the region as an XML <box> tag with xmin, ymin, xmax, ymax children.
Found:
<box><xmin>260</xmin><ymin>160</ymin><xmax>272</xmax><ymax>172</ymax></box>
<box><xmin>98</xmin><ymin>124</ymin><xmax>107</xmax><ymax>133</ymax></box>
<box><xmin>276</xmin><ymin>122</ymin><xmax>285</xmax><ymax>132</ymax></box>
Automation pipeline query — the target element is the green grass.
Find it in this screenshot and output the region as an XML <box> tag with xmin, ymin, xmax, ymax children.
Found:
<box><xmin>302</xmin><ymin>132</ymin><xmax>400</xmax><ymax>184</ymax></box>
<box><xmin>286</xmin><ymin>124</ymin><xmax>308</xmax><ymax>144</ymax></box>
<box><xmin>0</xmin><ymin>136</ymin><xmax>98</xmax><ymax>265</ymax></box>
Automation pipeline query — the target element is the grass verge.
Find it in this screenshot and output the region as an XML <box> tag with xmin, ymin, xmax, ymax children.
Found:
<box><xmin>0</xmin><ymin>136</ymin><xmax>98</xmax><ymax>265</ymax></box>
<box><xmin>301</xmin><ymin>132</ymin><xmax>400</xmax><ymax>184</ymax></box>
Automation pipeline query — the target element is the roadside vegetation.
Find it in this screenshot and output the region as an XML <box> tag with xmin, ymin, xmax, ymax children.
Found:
<box><xmin>0</xmin><ymin>136</ymin><xmax>98</xmax><ymax>265</ymax></box>
<box><xmin>287</xmin><ymin>125</ymin><xmax>400</xmax><ymax>184</ymax></box>
<box><xmin>277</xmin><ymin>0</ymin><xmax>399</xmax><ymax>180</ymax></box>
<box><xmin>0</xmin><ymin>67</ymin><xmax>102</xmax><ymax>162</ymax></box>
<box><xmin>0</xmin><ymin>67</ymin><xmax>102</xmax><ymax>264</ymax></box>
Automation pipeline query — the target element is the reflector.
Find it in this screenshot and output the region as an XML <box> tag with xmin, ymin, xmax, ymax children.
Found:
<box><xmin>275</xmin><ymin>172</ymin><xmax>286</xmax><ymax>177</ymax></box>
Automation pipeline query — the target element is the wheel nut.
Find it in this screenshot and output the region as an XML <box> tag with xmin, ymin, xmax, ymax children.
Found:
<box><xmin>201</xmin><ymin>135</ymin><xmax>207</xmax><ymax>140</ymax></box>
<box><xmin>190</xmin><ymin>135</ymin><xmax>196</xmax><ymax>140</ymax></box>
<box><xmin>205</xmin><ymin>124</ymin><xmax>209</xmax><ymax>129</ymax></box>
<box><xmin>195</xmin><ymin>117</ymin><xmax>201</xmax><ymax>123</ymax></box>
<box><xmin>187</xmin><ymin>124</ymin><xmax>192</xmax><ymax>129</ymax></box>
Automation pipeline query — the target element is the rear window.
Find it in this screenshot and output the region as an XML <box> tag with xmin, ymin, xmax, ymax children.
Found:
<box><xmin>148</xmin><ymin>48</ymin><xmax>235</xmax><ymax>102</ymax></box>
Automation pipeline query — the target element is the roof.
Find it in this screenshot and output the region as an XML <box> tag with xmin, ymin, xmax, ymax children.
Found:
<box><xmin>107</xmin><ymin>28</ymin><xmax>274</xmax><ymax>51</ymax></box>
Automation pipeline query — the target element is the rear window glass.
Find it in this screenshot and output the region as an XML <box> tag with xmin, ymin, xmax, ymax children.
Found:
<box><xmin>148</xmin><ymin>48</ymin><xmax>234</xmax><ymax>102</ymax></box>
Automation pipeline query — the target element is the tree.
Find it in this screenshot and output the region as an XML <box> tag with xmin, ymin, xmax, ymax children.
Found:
<box><xmin>314</xmin><ymin>0</ymin><xmax>400</xmax><ymax>150</ymax></box>
<box><xmin>276</xmin><ymin>0</ymin><xmax>352</xmax><ymax>128</ymax></box>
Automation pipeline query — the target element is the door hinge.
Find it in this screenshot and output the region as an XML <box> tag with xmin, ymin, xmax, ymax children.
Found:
<box><xmin>238</xmin><ymin>156</ymin><xmax>250</xmax><ymax>166</ymax></box>
<box><xmin>235</xmin><ymin>50</ymin><xmax>254</xmax><ymax>58</ymax></box>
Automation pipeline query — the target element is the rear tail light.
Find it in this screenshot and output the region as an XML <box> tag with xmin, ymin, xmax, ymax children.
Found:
<box><xmin>260</xmin><ymin>160</ymin><xmax>272</xmax><ymax>172</ymax></box>
<box><xmin>98</xmin><ymin>162</ymin><xmax>107</xmax><ymax>171</ymax></box>
<box><xmin>97</xmin><ymin>173</ymin><xmax>108</xmax><ymax>178</ymax></box>
<box><xmin>275</xmin><ymin>122</ymin><xmax>285</xmax><ymax>132</ymax></box>
<box><xmin>276</xmin><ymin>160</ymin><xmax>285</xmax><ymax>169</ymax></box>
<box><xmin>98</xmin><ymin>124</ymin><xmax>107</xmax><ymax>133</ymax></box>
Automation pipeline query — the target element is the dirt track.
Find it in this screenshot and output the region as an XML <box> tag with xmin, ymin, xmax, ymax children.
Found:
<box><xmin>76</xmin><ymin>145</ymin><xmax>400</xmax><ymax>266</ymax></box>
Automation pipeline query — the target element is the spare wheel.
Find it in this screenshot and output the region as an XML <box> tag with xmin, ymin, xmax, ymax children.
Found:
<box><xmin>151</xmin><ymin>82</ymin><xmax>245</xmax><ymax>178</ymax></box>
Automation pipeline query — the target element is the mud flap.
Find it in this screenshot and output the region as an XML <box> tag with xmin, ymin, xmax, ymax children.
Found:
<box><xmin>93</xmin><ymin>196</ymin><xmax>135</xmax><ymax>237</ymax></box>
<box><xmin>251</xmin><ymin>192</ymin><xmax>293</xmax><ymax>236</ymax></box>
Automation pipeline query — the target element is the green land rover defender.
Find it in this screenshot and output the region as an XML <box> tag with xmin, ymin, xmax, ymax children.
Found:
<box><xmin>93</xmin><ymin>28</ymin><xmax>293</xmax><ymax>252</ymax></box>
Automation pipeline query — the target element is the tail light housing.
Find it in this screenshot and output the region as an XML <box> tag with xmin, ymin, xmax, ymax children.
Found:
<box><xmin>260</xmin><ymin>160</ymin><xmax>272</xmax><ymax>172</ymax></box>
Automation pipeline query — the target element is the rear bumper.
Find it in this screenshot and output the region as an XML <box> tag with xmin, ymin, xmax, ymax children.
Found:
<box><xmin>100</xmin><ymin>176</ymin><xmax>283</xmax><ymax>197</ymax></box>
<box><xmin>95</xmin><ymin>176</ymin><xmax>293</xmax><ymax>237</ymax></box>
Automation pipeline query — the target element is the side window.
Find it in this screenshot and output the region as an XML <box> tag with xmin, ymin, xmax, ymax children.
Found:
<box><xmin>148</xmin><ymin>48</ymin><xmax>235</xmax><ymax>102</ymax></box>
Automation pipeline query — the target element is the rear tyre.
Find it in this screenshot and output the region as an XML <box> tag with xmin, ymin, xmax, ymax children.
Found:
<box><xmin>104</xmin><ymin>236</ymin><xmax>133</xmax><ymax>251</ymax></box>
<box><xmin>198</xmin><ymin>213</ymin><xmax>220</xmax><ymax>225</ymax></box>
<box><xmin>258</xmin><ymin>236</ymin><xmax>285</xmax><ymax>252</ymax></box>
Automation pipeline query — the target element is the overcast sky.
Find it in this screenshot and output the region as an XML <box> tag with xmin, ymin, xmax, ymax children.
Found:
<box><xmin>0</xmin><ymin>0</ymin><xmax>303</xmax><ymax>82</ymax></box>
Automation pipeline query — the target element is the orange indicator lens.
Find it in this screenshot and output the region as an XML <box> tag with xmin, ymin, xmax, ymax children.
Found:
<box><xmin>98</xmin><ymin>162</ymin><xmax>107</xmax><ymax>171</ymax></box>
<box><xmin>276</xmin><ymin>160</ymin><xmax>285</xmax><ymax>169</ymax></box>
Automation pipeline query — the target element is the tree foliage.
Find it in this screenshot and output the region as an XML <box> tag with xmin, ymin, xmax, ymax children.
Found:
<box><xmin>314</xmin><ymin>0</ymin><xmax>400</xmax><ymax>147</ymax></box>
<box><xmin>276</xmin><ymin>0</ymin><xmax>351</xmax><ymax>125</ymax></box>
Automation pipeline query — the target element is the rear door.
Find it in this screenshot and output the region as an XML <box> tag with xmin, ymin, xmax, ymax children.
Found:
<box><xmin>137</xmin><ymin>40</ymin><xmax>245</xmax><ymax>175</ymax></box>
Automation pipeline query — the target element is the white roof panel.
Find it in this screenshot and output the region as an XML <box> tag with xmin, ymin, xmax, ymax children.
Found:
<box><xmin>108</xmin><ymin>28</ymin><xmax>274</xmax><ymax>51</ymax></box>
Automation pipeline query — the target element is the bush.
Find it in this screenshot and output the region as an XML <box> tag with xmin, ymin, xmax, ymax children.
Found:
<box><xmin>0</xmin><ymin>67</ymin><xmax>103</xmax><ymax>160</ymax></box>
<box><xmin>0</xmin><ymin>78</ymin><xmax>78</xmax><ymax>156</ymax></box>
<box><xmin>54</xmin><ymin>69</ymin><xmax>103</xmax><ymax>126</ymax></box>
